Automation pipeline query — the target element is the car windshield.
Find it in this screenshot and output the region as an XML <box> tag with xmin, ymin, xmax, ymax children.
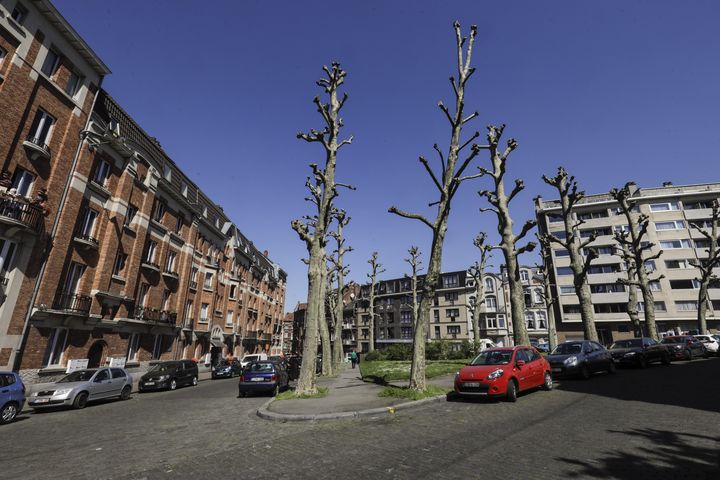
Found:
<box><xmin>661</xmin><ymin>337</ymin><xmax>683</xmax><ymax>344</ymax></box>
<box><xmin>247</xmin><ymin>362</ymin><xmax>274</xmax><ymax>373</ymax></box>
<box><xmin>552</xmin><ymin>343</ymin><xmax>583</xmax><ymax>355</ymax></box>
<box><xmin>58</xmin><ymin>370</ymin><xmax>96</xmax><ymax>383</ymax></box>
<box><xmin>148</xmin><ymin>363</ymin><xmax>176</xmax><ymax>373</ymax></box>
<box><xmin>470</xmin><ymin>350</ymin><xmax>513</xmax><ymax>365</ymax></box>
<box><xmin>215</xmin><ymin>360</ymin><xmax>230</xmax><ymax>367</ymax></box>
<box><xmin>610</xmin><ymin>339</ymin><xmax>643</xmax><ymax>349</ymax></box>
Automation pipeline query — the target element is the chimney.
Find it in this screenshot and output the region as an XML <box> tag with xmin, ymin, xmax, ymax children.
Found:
<box><xmin>662</xmin><ymin>181</ymin><xmax>673</xmax><ymax>187</ymax></box>
<box><xmin>263</xmin><ymin>250</ymin><xmax>269</xmax><ymax>257</ymax></box>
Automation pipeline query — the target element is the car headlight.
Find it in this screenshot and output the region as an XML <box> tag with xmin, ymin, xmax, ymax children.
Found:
<box><xmin>564</xmin><ymin>356</ymin><xmax>578</xmax><ymax>366</ymax></box>
<box><xmin>487</xmin><ymin>369</ymin><xmax>504</xmax><ymax>380</ymax></box>
<box><xmin>158</xmin><ymin>375</ymin><xmax>170</xmax><ymax>381</ymax></box>
<box><xmin>623</xmin><ymin>352</ymin><xmax>636</xmax><ymax>357</ymax></box>
<box><xmin>53</xmin><ymin>388</ymin><xmax>73</xmax><ymax>397</ymax></box>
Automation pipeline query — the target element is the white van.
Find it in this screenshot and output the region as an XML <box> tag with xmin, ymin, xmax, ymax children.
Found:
<box><xmin>240</xmin><ymin>353</ymin><xmax>267</xmax><ymax>368</ymax></box>
<box><xmin>476</xmin><ymin>339</ymin><xmax>498</xmax><ymax>351</ymax></box>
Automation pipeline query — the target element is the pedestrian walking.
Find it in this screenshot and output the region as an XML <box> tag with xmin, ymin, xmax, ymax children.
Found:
<box><xmin>350</xmin><ymin>350</ymin><xmax>357</xmax><ymax>369</ymax></box>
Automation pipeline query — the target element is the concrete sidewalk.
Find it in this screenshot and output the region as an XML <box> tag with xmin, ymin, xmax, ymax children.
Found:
<box><xmin>258</xmin><ymin>364</ymin><xmax>455</xmax><ymax>421</ymax></box>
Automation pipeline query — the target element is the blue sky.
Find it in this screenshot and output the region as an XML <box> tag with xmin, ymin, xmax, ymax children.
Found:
<box><xmin>55</xmin><ymin>0</ymin><xmax>720</xmax><ymax>310</ymax></box>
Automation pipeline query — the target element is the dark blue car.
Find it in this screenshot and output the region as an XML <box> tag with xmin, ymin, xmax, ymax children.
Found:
<box><xmin>1</xmin><ymin>372</ymin><xmax>26</xmax><ymax>424</ymax></box>
<box><xmin>237</xmin><ymin>361</ymin><xmax>289</xmax><ymax>397</ymax></box>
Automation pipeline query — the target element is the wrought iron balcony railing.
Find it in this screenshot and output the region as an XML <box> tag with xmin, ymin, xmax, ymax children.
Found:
<box><xmin>52</xmin><ymin>293</ymin><xmax>92</xmax><ymax>314</ymax></box>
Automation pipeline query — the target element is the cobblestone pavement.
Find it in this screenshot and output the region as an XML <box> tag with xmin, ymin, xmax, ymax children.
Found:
<box><xmin>3</xmin><ymin>358</ymin><xmax>719</xmax><ymax>480</ymax></box>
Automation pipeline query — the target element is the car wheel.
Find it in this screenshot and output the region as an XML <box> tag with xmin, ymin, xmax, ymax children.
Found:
<box><xmin>169</xmin><ymin>379</ymin><xmax>177</xmax><ymax>391</ymax></box>
<box><xmin>120</xmin><ymin>385</ymin><xmax>132</xmax><ymax>400</ymax></box>
<box><xmin>73</xmin><ymin>392</ymin><xmax>89</xmax><ymax>409</ymax></box>
<box><xmin>638</xmin><ymin>356</ymin><xmax>648</xmax><ymax>369</ymax></box>
<box><xmin>542</xmin><ymin>372</ymin><xmax>553</xmax><ymax>391</ymax></box>
<box><xmin>192</xmin><ymin>376</ymin><xmax>198</xmax><ymax>386</ymax></box>
<box><xmin>661</xmin><ymin>354</ymin><xmax>671</xmax><ymax>366</ymax></box>
<box><xmin>580</xmin><ymin>364</ymin><xmax>591</xmax><ymax>380</ymax></box>
<box><xmin>608</xmin><ymin>361</ymin><xmax>617</xmax><ymax>374</ymax></box>
<box><xmin>685</xmin><ymin>349</ymin><xmax>692</xmax><ymax>361</ymax></box>
<box><xmin>505</xmin><ymin>380</ymin><xmax>518</xmax><ymax>402</ymax></box>
<box><xmin>0</xmin><ymin>402</ymin><xmax>19</xmax><ymax>424</ymax></box>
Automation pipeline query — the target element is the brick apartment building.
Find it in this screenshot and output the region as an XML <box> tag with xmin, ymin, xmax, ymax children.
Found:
<box><xmin>1</xmin><ymin>1</ymin><xmax>286</xmax><ymax>383</ymax></box>
<box><xmin>536</xmin><ymin>181</ymin><xmax>720</xmax><ymax>344</ymax></box>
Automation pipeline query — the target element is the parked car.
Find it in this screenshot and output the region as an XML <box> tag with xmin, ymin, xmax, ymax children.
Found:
<box><xmin>139</xmin><ymin>360</ymin><xmax>198</xmax><ymax>391</ymax></box>
<box><xmin>240</xmin><ymin>353</ymin><xmax>267</xmax><ymax>369</ymax></box>
<box><xmin>546</xmin><ymin>340</ymin><xmax>615</xmax><ymax>379</ymax></box>
<box><xmin>1</xmin><ymin>372</ymin><xmax>25</xmax><ymax>424</ymax></box>
<box><xmin>237</xmin><ymin>361</ymin><xmax>289</xmax><ymax>397</ymax></box>
<box><xmin>211</xmin><ymin>359</ymin><xmax>242</xmax><ymax>379</ymax></box>
<box><xmin>693</xmin><ymin>335</ymin><xmax>719</xmax><ymax>355</ymax></box>
<box><xmin>609</xmin><ymin>337</ymin><xmax>671</xmax><ymax>367</ymax></box>
<box><xmin>660</xmin><ymin>336</ymin><xmax>707</xmax><ymax>361</ymax></box>
<box><xmin>454</xmin><ymin>347</ymin><xmax>552</xmax><ymax>402</ymax></box>
<box><xmin>28</xmin><ymin>368</ymin><xmax>132</xmax><ymax>410</ymax></box>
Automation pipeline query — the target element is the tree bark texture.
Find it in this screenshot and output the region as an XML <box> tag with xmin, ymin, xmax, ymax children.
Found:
<box><xmin>405</xmin><ymin>247</ymin><xmax>424</xmax><ymax>386</ymax></box>
<box><xmin>389</xmin><ymin>22</ymin><xmax>486</xmax><ymax>390</ymax></box>
<box><xmin>291</xmin><ymin>64</ymin><xmax>354</xmax><ymax>395</ymax></box>
<box><xmin>690</xmin><ymin>200</ymin><xmax>720</xmax><ymax>335</ymax></box>
<box><xmin>618</xmin><ymin>242</ymin><xmax>642</xmax><ymax>337</ymax></box>
<box><xmin>469</xmin><ymin>233</ymin><xmax>492</xmax><ymax>353</ymax></box>
<box><xmin>537</xmin><ymin>234</ymin><xmax>559</xmax><ymax>351</ymax></box>
<box><xmin>329</xmin><ymin>210</ymin><xmax>352</xmax><ymax>371</ymax></box>
<box><xmin>366</xmin><ymin>252</ymin><xmax>384</xmax><ymax>354</ymax></box>
<box><xmin>318</xmin><ymin>264</ymin><xmax>332</xmax><ymax>376</ymax></box>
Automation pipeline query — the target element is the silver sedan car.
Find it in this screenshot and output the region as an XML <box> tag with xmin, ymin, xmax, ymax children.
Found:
<box><xmin>28</xmin><ymin>367</ymin><xmax>133</xmax><ymax>410</ymax></box>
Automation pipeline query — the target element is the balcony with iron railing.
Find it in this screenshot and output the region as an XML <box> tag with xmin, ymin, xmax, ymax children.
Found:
<box><xmin>162</xmin><ymin>269</ymin><xmax>179</xmax><ymax>281</ymax></box>
<box><xmin>73</xmin><ymin>230</ymin><xmax>99</xmax><ymax>250</ymax></box>
<box><xmin>0</xmin><ymin>193</ymin><xmax>44</xmax><ymax>234</ymax></box>
<box><xmin>52</xmin><ymin>293</ymin><xmax>92</xmax><ymax>315</ymax></box>
<box><xmin>189</xmin><ymin>280</ymin><xmax>198</xmax><ymax>291</ymax></box>
<box><xmin>23</xmin><ymin>136</ymin><xmax>51</xmax><ymax>161</ymax></box>
<box><xmin>133</xmin><ymin>306</ymin><xmax>177</xmax><ymax>324</ymax></box>
<box><xmin>141</xmin><ymin>261</ymin><xmax>160</xmax><ymax>272</ymax></box>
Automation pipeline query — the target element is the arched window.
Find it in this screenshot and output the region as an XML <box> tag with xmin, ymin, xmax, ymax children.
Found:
<box><xmin>525</xmin><ymin>311</ymin><xmax>535</xmax><ymax>330</ymax></box>
<box><xmin>484</xmin><ymin>277</ymin><xmax>494</xmax><ymax>292</ymax></box>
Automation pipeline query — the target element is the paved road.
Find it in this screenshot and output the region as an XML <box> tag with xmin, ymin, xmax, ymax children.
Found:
<box><xmin>3</xmin><ymin>358</ymin><xmax>719</xmax><ymax>479</ymax></box>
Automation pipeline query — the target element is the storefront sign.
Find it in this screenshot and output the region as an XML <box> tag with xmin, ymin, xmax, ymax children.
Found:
<box><xmin>66</xmin><ymin>358</ymin><xmax>88</xmax><ymax>373</ymax></box>
<box><xmin>108</xmin><ymin>357</ymin><xmax>126</xmax><ymax>368</ymax></box>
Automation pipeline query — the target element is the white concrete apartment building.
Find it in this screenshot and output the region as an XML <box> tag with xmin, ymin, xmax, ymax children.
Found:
<box><xmin>536</xmin><ymin>181</ymin><xmax>720</xmax><ymax>345</ymax></box>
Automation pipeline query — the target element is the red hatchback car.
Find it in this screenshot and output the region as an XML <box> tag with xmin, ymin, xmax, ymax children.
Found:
<box><xmin>454</xmin><ymin>347</ymin><xmax>552</xmax><ymax>402</ymax></box>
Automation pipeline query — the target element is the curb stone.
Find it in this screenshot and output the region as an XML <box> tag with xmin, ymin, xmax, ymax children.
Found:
<box><xmin>256</xmin><ymin>394</ymin><xmax>447</xmax><ymax>422</ymax></box>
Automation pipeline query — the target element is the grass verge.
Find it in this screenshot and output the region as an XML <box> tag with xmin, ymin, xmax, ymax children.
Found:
<box><xmin>360</xmin><ymin>360</ymin><xmax>467</xmax><ymax>382</ymax></box>
<box><xmin>275</xmin><ymin>387</ymin><xmax>329</xmax><ymax>400</ymax></box>
<box><xmin>378</xmin><ymin>384</ymin><xmax>448</xmax><ymax>401</ymax></box>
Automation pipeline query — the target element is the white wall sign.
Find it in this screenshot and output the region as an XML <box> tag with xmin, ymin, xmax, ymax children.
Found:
<box><xmin>66</xmin><ymin>358</ymin><xmax>89</xmax><ymax>373</ymax></box>
<box><xmin>108</xmin><ymin>357</ymin><xmax>126</xmax><ymax>368</ymax></box>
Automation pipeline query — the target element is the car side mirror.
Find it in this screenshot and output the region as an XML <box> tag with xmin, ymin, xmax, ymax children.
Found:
<box><xmin>516</xmin><ymin>360</ymin><xmax>526</xmax><ymax>367</ymax></box>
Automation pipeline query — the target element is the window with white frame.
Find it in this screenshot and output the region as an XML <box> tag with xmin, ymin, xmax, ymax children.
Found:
<box><xmin>537</xmin><ymin>311</ymin><xmax>547</xmax><ymax>329</ymax></box>
<box><xmin>151</xmin><ymin>335</ymin><xmax>162</xmax><ymax>360</ymax></box>
<box><xmin>226</xmin><ymin>310</ymin><xmax>233</xmax><ymax>326</ymax></box>
<box><xmin>152</xmin><ymin>200</ymin><xmax>165</xmax><ymax>222</ymax></box>
<box><xmin>520</xmin><ymin>270</ymin><xmax>530</xmax><ymax>283</ymax></box>
<box><xmin>138</xmin><ymin>283</ymin><xmax>149</xmax><ymax>307</ymax></box>
<box><xmin>559</xmin><ymin>285</ymin><xmax>575</xmax><ymax>294</ymax></box>
<box><xmin>65</xmin><ymin>70</ymin><xmax>83</xmax><ymax>97</ymax></box>
<box><xmin>675</xmin><ymin>300</ymin><xmax>698</xmax><ymax>311</ymax></box>
<box><xmin>650</xmin><ymin>202</ymin><xmax>680</xmax><ymax>212</ymax></box>
<box><xmin>126</xmin><ymin>333</ymin><xmax>140</xmax><ymax>362</ymax></box>
<box><xmin>659</xmin><ymin>239</ymin><xmax>692</xmax><ymax>249</ymax></box>
<box><xmin>11</xmin><ymin>167</ymin><xmax>35</xmax><ymax>197</ymax></box>
<box><xmin>124</xmin><ymin>204</ymin><xmax>137</xmax><ymax>227</ymax></box>
<box><xmin>43</xmin><ymin>328</ymin><xmax>68</xmax><ymax>367</ymax></box>
<box><xmin>654</xmin><ymin>220</ymin><xmax>685</xmax><ymax>231</ymax></box>
<box><xmin>534</xmin><ymin>289</ymin><xmax>543</xmax><ymax>304</ymax></box>
<box><xmin>498</xmin><ymin>314</ymin><xmax>506</xmax><ymax>328</ymax></box>
<box><xmin>649</xmin><ymin>280</ymin><xmax>662</xmax><ymax>291</ymax></box>
<box><xmin>28</xmin><ymin>109</ymin><xmax>55</xmax><ymax>146</ymax></box>
<box><xmin>93</xmin><ymin>159</ymin><xmax>111</xmax><ymax>186</ymax></box>
<box><xmin>486</xmin><ymin>315</ymin><xmax>498</xmax><ymax>329</ymax></box>
<box><xmin>204</xmin><ymin>272</ymin><xmax>213</xmax><ymax>289</ymax></box>
<box><xmin>62</xmin><ymin>262</ymin><xmax>84</xmax><ymax>296</ymax></box>
<box><xmin>184</xmin><ymin>300</ymin><xmax>193</xmax><ymax>321</ymax></box>
<box><xmin>200</xmin><ymin>303</ymin><xmax>209</xmax><ymax>322</ymax></box>
<box><xmin>145</xmin><ymin>240</ymin><xmax>157</xmax><ymax>263</ymax></box>
<box><xmin>41</xmin><ymin>48</ymin><xmax>60</xmax><ymax>78</ymax></box>
<box><xmin>112</xmin><ymin>252</ymin><xmax>126</xmax><ymax>276</ymax></box>
<box><xmin>485</xmin><ymin>295</ymin><xmax>497</xmax><ymax>310</ymax></box>
<box><xmin>554</xmin><ymin>249</ymin><xmax>570</xmax><ymax>257</ymax></box>
<box><xmin>161</xmin><ymin>289</ymin><xmax>171</xmax><ymax>310</ymax></box>
<box><xmin>77</xmin><ymin>207</ymin><xmax>98</xmax><ymax>239</ymax></box>
<box><xmin>175</xmin><ymin>215</ymin><xmax>183</xmax><ymax>234</ymax></box>
<box><xmin>484</xmin><ymin>277</ymin><xmax>494</xmax><ymax>292</ymax></box>
<box><xmin>525</xmin><ymin>312</ymin><xmax>535</xmax><ymax>329</ymax></box>
<box><xmin>165</xmin><ymin>251</ymin><xmax>176</xmax><ymax>273</ymax></box>
<box><xmin>447</xmin><ymin>325</ymin><xmax>461</xmax><ymax>335</ymax></box>
<box><xmin>0</xmin><ymin>238</ymin><xmax>18</xmax><ymax>282</ymax></box>
<box><xmin>442</xmin><ymin>274</ymin><xmax>459</xmax><ymax>288</ymax></box>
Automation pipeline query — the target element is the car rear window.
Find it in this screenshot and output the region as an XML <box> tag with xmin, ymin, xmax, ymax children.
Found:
<box><xmin>247</xmin><ymin>363</ymin><xmax>274</xmax><ymax>373</ymax></box>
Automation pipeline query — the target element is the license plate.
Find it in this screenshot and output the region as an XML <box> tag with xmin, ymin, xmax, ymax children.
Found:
<box><xmin>552</xmin><ymin>368</ymin><xmax>562</xmax><ymax>373</ymax></box>
<box><xmin>251</xmin><ymin>377</ymin><xmax>264</xmax><ymax>382</ymax></box>
<box><xmin>144</xmin><ymin>381</ymin><xmax>155</xmax><ymax>385</ymax></box>
<box><xmin>463</xmin><ymin>382</ymin><xmax>481</xmax><ymax>388</ymax></box>
<box><xmin>34</xmin><ymin>398</ymin><xmax>49</xmax><ymax>403</ymax></box>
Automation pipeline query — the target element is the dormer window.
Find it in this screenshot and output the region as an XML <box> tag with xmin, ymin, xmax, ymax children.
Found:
<box><xmin>181</xmin><ymin>181</ymin><xmax>188</xmax><ymax>197</ymax></box>
<box><xmin>11</xmin><ymin>3</ymin><xmax>28</xmax><ymax>24</ymax></box>
<box><xmin>163</xmin><ymin>164</ymin><xmax>172</xmax><ymax>181</ymax></box>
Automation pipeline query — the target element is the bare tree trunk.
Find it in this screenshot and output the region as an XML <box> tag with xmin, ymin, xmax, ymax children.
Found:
<box><xmin>291</xmin><ymin>63</ymin><xmax>355</xmax><ymax>395</ymax></box>
<box><xmin>469</xmin><ymin>233</ymin><xmax>492</xmax><ymax>353</ymax></box>
<box><xmin>405</xmin><ymin>247</ymin><xmax>423</xmax><ymax>386</ymax></box>
<box><xmin>536</xmin><ymin>234</ymin><xmax>558</xmax><ymax>351</ymax></box>
<box><xmin>611</xmin><ymin>184</ymin><xmax>663</xmax><ymax>341</ymax></box>
<box><xmin>318</xmin><ymin>264</ymin><xmax>332</xmax><ymax>376</ymax></box>
<box><xmin>689</xmin><ymin>201</ymin><xmax>720</xmax><ymax>335</ymax></box>
<box><xmin>390</xmin><ymin>22</ymin><xmax>487</xmax><ymax>390</ymax></box>
<box><xmin>366</xmin><ymin>252</ymin><xmax>384</xmax><ymax>354</ymax></box>
<box><xmin>618</xmin><ymin>242</ymin><xmax>642</xmax><ymax>337</ymax></box>
<box><xmin>329</xmin><ymin>210</ymin><xmax>352</xmax><ymax>371</ymax></box>
<box><xmin>542</xmin><ymin>168</ymin><xmax>599</xmax><ymax>342</ymax></box>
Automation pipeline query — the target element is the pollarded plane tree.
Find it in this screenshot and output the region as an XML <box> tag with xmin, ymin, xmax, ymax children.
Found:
<box><xmin>615</xmin><ymin>241</ymin><xmax>642</xmax><ymax>337</ymax></box>
<box><xmin>536</xmin><ymin>233</ymin><xmax>559</xmax><ymax>351</ymax></box>
<box><xmin>365</xmin><ymin>252</ymin><xmax>385</xmax><ymax>354</ymax></box>
<box><xmin>610</xmin><ymin>183</ymin><xmax>663</xmax><ymax>341</ymax></box>
<box><xmin>477</xmin><ymin>125</ymin><xmax>537</xmax><ymax>347</ymax></box>
<box><xmin>404</xmin><ymin>246</ymin><xmax>423</xmax><ymax>385</ymax></box>
<box><xmin>468</xmin><ymin>233</ymin><xmax>493</xmax><ymax>354</ymax></box>
<box><xmin>688</xmin><ymin>200</ymin><xmax>720</xmax><ymax>335</ymax></box>
<box><xmin>291</xmin><ymin>63</ymin><xmax>355</xmax><ymax>394</ymax></box>
<box><xmin>541</xmin><ymin>167</ymin><xmax>599</xmax><ymax>342</ymax></box>
<box><xmin>388</xmin><ymin>22</ymin><xmax>486</xmax><ymax>390</ymax></box>
<box><xmin>328</xmin><ymin>209</ymin><xmax>353</xmax><ymax>370</ymax></box>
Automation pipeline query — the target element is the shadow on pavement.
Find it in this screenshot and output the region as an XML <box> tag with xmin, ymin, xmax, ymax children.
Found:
<box><xmin>555</xmin><ymin>357</ymin><xmax>720</xmax><ymax>413</ymax></box>
<box><xmin>557</xmin><ymin>428</ymin><xmax>720</xmax><ymax>479</ymax></box>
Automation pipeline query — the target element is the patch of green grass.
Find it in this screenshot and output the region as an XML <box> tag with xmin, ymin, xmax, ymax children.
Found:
<box><xmin>275</xmin><ymin>387</ymin><xmax>329</xmax><ymax>400</ymax></box>
<box><xmin>360</xmin><ymin>360</ymin><xmax>467</xmax><ymax>382</ymax></box>
<box><xmin>378</xmin><ymin>384</ymin><xmax>448</xmax><ymax>401</ymax></box>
